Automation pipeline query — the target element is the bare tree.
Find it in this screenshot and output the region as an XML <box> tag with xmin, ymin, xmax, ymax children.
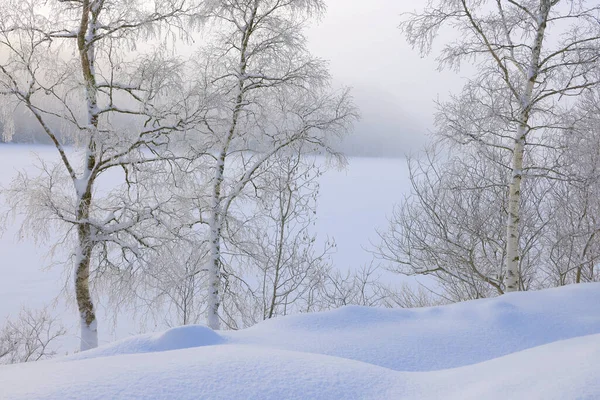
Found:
<box><xmin>377</xmin><ymin>143</ymin><xmax>548</xmax><ymax>300</ymax></box>
<box><xmin>315</xmin><ymin>264</ymin><xmax>397</xmax><ymax>308</ymax></box>
<box><xmin>135</xmin><ymin>148</ymin><xmax>413</xmax><ymax>330</ymax></box>
<box><xmin>0</xmin><ymin>307</ymin><xmax>66</xmax><ymax>365</ymax></box>
<box><xmin>253</xmin><ymin>151</ymin><xmax>332</xmax><ymax>322</ymax></box>
<box><xmin>401</xmin><ymin>0</ymin><xmax>600</xmax><ymax>292</ymax></box>
<box><xmin>0</xmin><ymin>0</ymin><xmax>199</xmax><ymax>350</ymax></box>
<box><xmin>212</xmin><ymin>148</ymin><xmax>335</xmax><ymax>329</ymax></box>
<box><xmin>541</xmin><ymin>87</ymin><xmax>600</xmax><ymax>285</ymax></box>
<box><xmin>184</xmin><ymin>0</ymin><xmax>356</xmax><ymax>329</ymax></box>
<box><xmin>132</xmin><ymin>229</ymin><xmax>210</xmax><ymax>328</ymax></box>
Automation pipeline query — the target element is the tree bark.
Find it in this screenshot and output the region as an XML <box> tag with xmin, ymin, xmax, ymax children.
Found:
<box><xmin>204</xmin><ymin>2</ymin><xmax>258</xmax><ymax>330</ymax></box>
<box><xmin>505</xmin><ymin>126</ymin><xmax>525</xmax><ymax>291</ymax></box>
<box><xmin>206</xmin><ymin>158</ymin><xmax>224</xmax><ymax>330</ymax></box>
<box><xmin>76</xmin><ymin>215</ymin><xmax>97</xmax><ymax>351</ymax></box>
<box><xmin>75</xmin><ymin>0</ymin><xmax>100</xmax><ymax>348</ymax></box>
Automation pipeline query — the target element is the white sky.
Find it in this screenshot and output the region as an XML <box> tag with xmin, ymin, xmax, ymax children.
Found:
<box><xmin>306</xmin><ymin>0</ymin><xmax>470</xmax><ymax>157</ymax></box>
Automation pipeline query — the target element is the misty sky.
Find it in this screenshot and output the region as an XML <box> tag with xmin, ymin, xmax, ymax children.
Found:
<box><xmin>0</xmin><ymin>1</ymin><xmax>471</xmax><ymax>158</ymax></box>
<box><xmin>306</xmin><ymin>0</ymin><xmax>470</xmax><ymax>157</ymax></box>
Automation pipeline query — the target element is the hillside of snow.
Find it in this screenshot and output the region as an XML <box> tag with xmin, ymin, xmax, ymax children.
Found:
<box><xmin>2</xmin><ymin>283</ymin><xmax>600</xmax><ymax>399</ymax></box>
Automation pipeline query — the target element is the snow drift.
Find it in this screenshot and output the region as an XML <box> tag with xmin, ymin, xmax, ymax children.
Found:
<box><xmin>1</xmin><ymin>283</ymin><xmax>599</xmax><ymax>399</ymax></box>
<box><xmin>228</xmin><ymin>282</ymin><xmax>600</xmax><ymax>371</ymax></box>
<box><xmin>70</xmin><ymin>325</ymin><xmax>224</xmax><ymax>360</ymax></box>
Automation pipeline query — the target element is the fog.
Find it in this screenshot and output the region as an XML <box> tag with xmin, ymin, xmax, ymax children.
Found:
<box><xmin>1</xmin><ymin>0</ymin><xmax>472</xmax><ymax>158</ymax></box>
<box><xmin>306</xmin><ymin>0</ymin><xmax>470</xmax><ymax>157</ymax></box>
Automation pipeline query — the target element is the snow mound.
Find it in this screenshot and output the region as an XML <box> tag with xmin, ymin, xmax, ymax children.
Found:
<box><xmin>2</xmin><ymin>283</ymin><xmax>599</xmax><ymax>399</ymax></box>
<box><xmin>228</xmin><ymin>282</ymin><xmax>600</xmax><ymax>371</ymax></box>
<box><xmin>70</xmin><ymin>325</ymin><xmax>224</xmax><ymax>360</ymax></box>
<box><xmin>1</xmin><ymin>333</ymin><xmax>599</xmax><ymax>399</ymax></box>
<box><xmin>432</xmin><ymin>333</ymin><xmax>600</xmax><ymax>400</ymax></box>
<box><xmin>0</xmin><ymin>346</ymin><xmax>403</xmax><ymax>400</ymax></box>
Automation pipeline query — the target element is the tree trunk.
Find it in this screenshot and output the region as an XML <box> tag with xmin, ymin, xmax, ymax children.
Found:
<box><xmin>504</xmin><ymin>1</ymin><xmax>550</xmax><ymax>292</ymax></box>
<box><xmin>267</xmin><ymin>181</ymin><xmax>291</xmax><ymax>319</ymax></box>
<box><xmin>76</xmin><ymin>225</ymin><xmax>97</xmax><ymax>351</ymax></box>
<box><xmin>75</xmin><ymin>0</ymin><xmax>99</xmax><ymax>348</ymax></box>
<box><xmin>206</xmin><ymin>151</ymin><xmax>227</xmax><ymax>330</ymax></box>
<box><xmin>204</xmin><ymin>4</ymin><xmax>257</xmax><ymax>329</ymax></box>
<box><xmin>207</xmin><ymin>190</ymin><xmax>223</xmax><ymax>330</ymax></box>
<box><xmin>74</xmin><ymin>172</ymin><xmax>97</xmax><ymax>350</ymax></box>
<box><xmin>505</xmin><ymin>127</ymin><xmax>525</xmax><ymax>291</ymax></box>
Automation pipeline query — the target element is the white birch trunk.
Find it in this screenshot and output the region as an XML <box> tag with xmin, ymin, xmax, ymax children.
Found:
<box><xmin>207</xmin><ymin>157</ymin><xmax>225</xmax><ymax>330</ymax></box>
<box><xmin>73</xmin><ymin>158</ymin><xmax>98</xmax><ymax>349</ymax></box>
<box><xmin>74</xmin><ymin>0</ymin><xmax>100</xmax><ymax>348</ymax></box>
<box><xmin>505</xmin><ymin>2</ymin><xmax>550</xmax><ymax>292</ymax></box>
<box><xmin>204</xmin><ymin>3</ymin><xmax>257</xmax><ymax>329</ymax></box>
<box><xmin>74</xmin><ymin>188</ymin><xmax>97</xmax><ymax>351</ymax></box>
<box><xmin>505</xmin><ymin>127</ymin><xmax>525</xmax><ymax>291</ymax></box>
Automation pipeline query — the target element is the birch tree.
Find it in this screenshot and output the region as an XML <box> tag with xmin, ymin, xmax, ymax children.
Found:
<box><xmin>187</xmin><ymin>0</ymin><xmax>356</xmax><ymax>329</ymax></box>
<box><xmin>401</xmin><ymin>0</ymin><xmax>600</xmax><ymax>291</ymax></box>
<box><xmin>377</xmin><ymin>143</ymin><xmax>548</xmax><ymax>300</ymax></box>
<box><xmin>0</xmin><ymin>0</ymin><xmax>198</xmax><ymax>350</ymax></box>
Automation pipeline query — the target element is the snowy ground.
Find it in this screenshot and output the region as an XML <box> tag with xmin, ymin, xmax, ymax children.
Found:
<box><xmin>2</xmin><ymin>283</ymin><xmax>599</xmax><ymax>399</ymax></box>
<box><xmin>0</xmin><ymin>144</ymin><xmax>411</xmax><ymax>351</ymax></box>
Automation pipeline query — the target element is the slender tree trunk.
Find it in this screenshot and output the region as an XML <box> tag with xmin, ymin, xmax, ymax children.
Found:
<box><xmin>75</xmin><ymin>0</ymin><xmax>100</xmax><ymax>348</ymax></box>
<box><xmin>204</xmin><ymin>3</ymin><xmax>258</xmax><ymax>329</ymax></box>
<box><xmin>207</xmin><ymin>156</ymin><xmax>225</xmax><ymax>330</ymax></box>
<box><xmin>504</xmin><ymin>1</ymin><xmax>550</xmax><ymax>292</ymax></box>
<box><xmin>505</xmin><ymin>127</ymin><xmax>525</xmax><ymax>291</ymax></box>
<box><xmin>75</xmin><ymin>209</ymin><xmax>97</xmax><ymax>351</ymax></box>
<box><xmin>267</xmin><ymin>181</ymin><xmax>292</xmax><ymax>319</ymax></box>
<box><xmin>267</xmin><ymin>215</ymin><xmax>286</xmax><ymax>320</ymax></box>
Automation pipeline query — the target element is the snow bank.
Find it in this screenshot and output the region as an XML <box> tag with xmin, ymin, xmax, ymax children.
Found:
<box><xmin>2</xmin><ymin>333</ymin><xmax>599</xmax><ymax>399</ymax></box>
<box><xmin>433</xmin><ymin>333</ymin><xmax>600</xmax><ymax>400</ymax></box>
<box><xmin>69</xmin><ymin>325</ymin><xmax>224</xmax><ymax>360</ymax></box>
<box><xmin>228</xmin><ymin>282</ymin><xmax>600</xmax><ymax>371</ymax></box>
<box><xmin>0</xmin><ymin>346</ymin><xmax>403</xmax><ymax>400</ymax></box>
<box><xmin>1</xmin><ymin>283</ymin><xmax>599</xmax><ymax>399</ymax></box>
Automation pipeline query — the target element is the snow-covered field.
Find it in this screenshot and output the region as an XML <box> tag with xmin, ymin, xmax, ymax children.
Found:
<box><xmin>2</xmin><ymin>283</ymin><xmax>599</xmax><ymax>399</ymax></box>
<box><xmin>0</xmin><ymin>144</ymin><xmax>410</xmax><ymax>350</ymax></box>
